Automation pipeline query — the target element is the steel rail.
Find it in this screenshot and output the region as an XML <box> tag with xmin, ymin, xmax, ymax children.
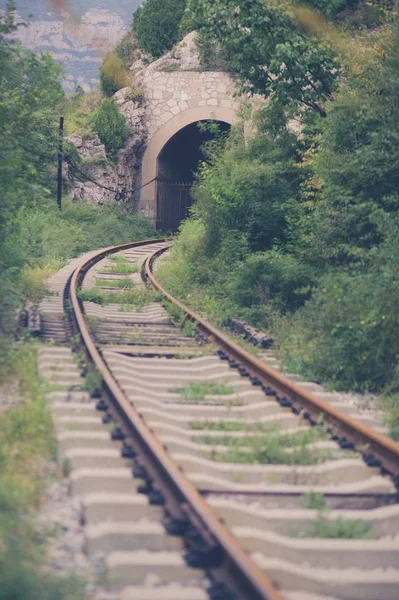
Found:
<box><xmin>69</xmin><ymin>239</ymin><xmax>284</xmax><ymax>600</ymax></box>
<box><xmin>145</xmin><ymin>247</ymin><xmax>399</xmax><ymax>480</ymax></box>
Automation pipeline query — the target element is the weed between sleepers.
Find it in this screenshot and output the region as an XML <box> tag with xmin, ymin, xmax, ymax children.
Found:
<box><xmin>78</xmin><ymin>287</ymin><xmax>162</xmax><ymax>308</ymax></box>
<box><xmin>189</xmin><ymin>420</ymin><xmax>281</xmax><ymax>432</ymax></box>
<box><xmin>210</xmin><ymin>424</ymin><xmax>337</xmax><ymax>465</ymax></box>
<box><xmin>95</xmin><ymin>277</ymin><xmax>136</xmax><ymax>289</ymax></box>
<box><xmin>170</xmin><ymin>381</ymin><xmax>238</xmax><ymax>402</ymax></box>
<box><xmin>164</xmin><ymin>301</ymin><xmax>199</xmax><ymax>338</ymax></box>
<box><xmin>292</xmin><ymin>494</ymin><xmax>376</xmax><ymax>538</ymax></box>
<box><xmin>104</xmin><ymin>255</ymin><xmax>139</xmax><ymax>274</ymax></box>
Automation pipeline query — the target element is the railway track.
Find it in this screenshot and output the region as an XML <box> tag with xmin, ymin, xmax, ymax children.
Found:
<box><xmin>38</xmin><ymin>239</ymin><xmax>399</xmax><ymax>600</ymax></box>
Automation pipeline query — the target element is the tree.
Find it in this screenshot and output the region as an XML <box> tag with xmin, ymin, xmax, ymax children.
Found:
<box><xmin>0</xmin><ymin>1</ymin><xmax>63</xmax><ymax>335</ymax></box>
<box><xmin>186</xmin><ymin>0</ymin><xmax>340</xmax><ymax>117</ymax></box>
<box><xmin>133</xmin><ymin>0</ymin><xmax>187</xmax><ymax>58</ymax></box>
<box><xmin>293</xmin><ymin>20</ymin><xmax>399</xmax><ymax>267</ymax></box>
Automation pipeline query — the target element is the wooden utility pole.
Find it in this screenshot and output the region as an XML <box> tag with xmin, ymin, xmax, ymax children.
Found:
<box><xmin>57</xmin><ymin>116</ymin><xmax>64</xmax><ymax>210</ymax></box>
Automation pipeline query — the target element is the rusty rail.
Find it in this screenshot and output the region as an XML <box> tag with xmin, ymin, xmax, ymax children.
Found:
<box><xmin>145</xmin><ymin>246</ymin><xmax>399</xmax><ymax>480</ymax></box>
<box><xmin>69</xmin><ymin>239</ymin><xmax>284</xmax><ymax>600</ymax></box>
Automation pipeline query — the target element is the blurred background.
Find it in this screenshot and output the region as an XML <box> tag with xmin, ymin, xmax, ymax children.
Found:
<box><xmin>0</xmin><ymin>0</ymin><xmax>141</xmax><ymax>91</ymax></box>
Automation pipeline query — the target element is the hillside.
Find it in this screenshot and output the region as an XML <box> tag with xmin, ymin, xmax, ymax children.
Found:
<box><xmin>0</xmin><ymin>0</ymin><xmax>141</xmax><ymax>91</ymax></box>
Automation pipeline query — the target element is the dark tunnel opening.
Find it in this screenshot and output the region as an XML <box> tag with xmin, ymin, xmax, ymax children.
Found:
<box><xmin>156</xmin><ymin>120</ymin><xmax>231</xmax><ymax>232</ymax></box>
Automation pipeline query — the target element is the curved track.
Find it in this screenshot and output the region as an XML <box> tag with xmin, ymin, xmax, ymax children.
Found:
<box><xmin>57</xmin><ymin>239</ymin><xmax>399</xmax><ymax>600</ymax></box>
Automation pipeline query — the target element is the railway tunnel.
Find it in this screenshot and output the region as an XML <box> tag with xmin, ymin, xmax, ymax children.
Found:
<box><xmin>156</xmin><ymin>120</ymin><xmax>231</xmax><ymax>232</ymax></box>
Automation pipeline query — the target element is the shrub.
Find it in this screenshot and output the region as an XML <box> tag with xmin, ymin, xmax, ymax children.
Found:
<box><xmin>19</xmin><ymin>200</ymin><xmax>157</xmax><ymax>266</ymax></box>
<box><xmin>276</xmin><ymin>224</ymin><xmax>399</xmax><ymax>392</ymax></box>
<box><xmin>100</xmin><ymin>52</ymin><xmax>129</xmax><ymax>96</ymax></box>
<box><xmin>90</xmin><ymin>98</ymin><xmax>127</xmax><ymax>155</ymax></box>
<box><xmin>60</xmin><ymin>89</ymin><xmax>102</xmax><ymax>136</ymax></box>
<box><xmin>229</xmin><ymin>250</ymin><xmax>313</xmax><ymax>314</ymax></box>
<box><xmin>196</xmin><ymin>31</ymin><xmax>231</xmax><ymax>72</ymax></box>
<box><xmin>115</xmin><ymin>30</ymin><xmax>139</xmax><ymax>69</ymax></box>
<box><xmin>133</xmin><ymin>0</ymin><xmax>187</xmax><ymax>58</ymax></box>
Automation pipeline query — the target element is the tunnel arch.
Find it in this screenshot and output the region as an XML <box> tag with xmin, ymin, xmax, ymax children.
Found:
<box><xmin>139</xmin><ymin>106</ymin><xmax>238</xmax><ymax>229</ymax></box>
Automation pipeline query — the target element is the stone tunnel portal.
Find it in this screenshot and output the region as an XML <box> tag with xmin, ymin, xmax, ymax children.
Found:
<box><xmin>156</xmin><ymin>120</ymin><xmax>231</xmax><ymax>232</ymax></box>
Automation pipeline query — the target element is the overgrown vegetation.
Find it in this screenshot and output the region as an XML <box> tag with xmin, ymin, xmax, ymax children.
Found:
<box><xmin>0</xmin><ymin>343</ymin><xmax>85</xmax><ymax>599</ymax></box>
<box><xmin>79</xmin><ymin>287</ymin><xmax>161</xmax><ymax>308</ymax></box>
<box><xmin>133</xmin><ymin>0</ymin><xmax>188</xmax><ymax>58</ymax></box>
<box><xmin>296</xmin><ymin>494</ymin><xmax>375</xmax><ymax>539</ymax></box>
<box><xmin>171</xmin><ymin>381</ymin><xmax>238</xmax><ymax>402</ymax></box>
<box><xmin>100</xmin><ymin>52</ymin><xmax>129</xmax><ymax>96</ymax></box>
<box><xmin>0</xmin><ymin>4</ymin><xmax>159</xmax><ymax>590</ymax></box>
<box><xmin>90</xmin><ymin>98</ymin><xmax>127</xmax><ymax>156</ymax></box>
<box><xmin>159</xmin><ymin>3</ymin><xmax>399</xmax><ymax>417</ymax></box>
<box><xmin>208</xmin><ymin>425</ymin><xmax>334</xmax><ymax>465</ymax></box>
<box><xmin>95</xmin><ymin>277</ymin><xmax>136</xmax><ymax>289</ymax></box>
<box><xmin>105</xmin><ymin>255</ymin><xmax>139</xmax><ymax>274</ymax></box>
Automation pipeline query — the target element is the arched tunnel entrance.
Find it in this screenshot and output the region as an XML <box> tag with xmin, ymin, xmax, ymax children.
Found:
<box><xmin>156</xmin><ymin>120</ymin><xmax>231</xmax><ymax>232</ymax></box>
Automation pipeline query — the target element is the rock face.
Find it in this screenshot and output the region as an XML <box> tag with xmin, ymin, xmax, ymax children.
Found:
<box><xmin>11</xmin><ymin>3</ymin><xmax>140</xmax><ymax>92</ymax></box>
<box><xmin>66</xmin><ymin>93</ymin><xmax>148</xmax><ymax>206</ymax></box>
<box><xmin>131</xmin><ymin>31</ymin><xmax>202</xmax><ymax>80</ymax></box>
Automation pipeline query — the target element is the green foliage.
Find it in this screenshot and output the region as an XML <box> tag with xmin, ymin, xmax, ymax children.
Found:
<box><xmin>277</xmin><ymin>220</ymin><xmax>399</xmax><ymax>392</ymax></box>
<box><xmin>192</xmin><ymin>109</ymin><xmax>304</xmax><ymax>254</ymax></box>
<box><xmin>0</xmin><ymin>2</ymin><xmax>63</xmax><ymax>339</ymax></box>
<box><xmin>90</xmin><ymin>98</ymin><xmax>127</xmax><ymax>155</ymax></box>
<box><xmin>115</xmin><ymin>30</ymin><xmax>139</xmax><ymax>69</ymax></box>
<box><xmin>188</xmin><ymin>0</ymin><xmax>340</xmax><ymax>117</ymax></box>
<box><xmin>172</xmin><ymin>382</ymin><xmax>237</xmax><ymax>401</ymax></box>
<box><xmin>195</xmin><ymin>31</ymin><xmax>231</xmax><ymax>72</ymax></box>
<box><xmin>105</xmin><ymin>255</ymin><xmax>139</xmax><ymax>274</ymax></box>
<box><xmin>214</xmin><ymin>427</ymin><xmax>331</xmax><ymax>465</ymax></box>
<box><xmin>19</xmin><ymin>200</ymin><xmax>156</xmax><ymax>266</ymax></box>
<box><xmin>293</xmin><ymin>514</ymin><xmax>374</xmax><ymax>539</ymax></box>
<box><xmin>100</xmin><ymin>52</ymin><xmax>129</xmax><ymax>96</ymax></box>
<box><xmin>0</xmin><ymin>343</ymin><xmax>85</xmax><ymax>598</ymax></box>
<box><xmin>60</xmin><ymin>89</ymin><xmax>102</xmax><ymax>136</ymax></box>
<box><xmin>133</xmin><ymin>0</ymin><xmax>187</xmax><ymax>58</ymax></box>
<box><xmin>79</xmin><ymin>286</ymin><xmax>161</xmax><ymax>308</ymax></box>
<box><xmin>161</xmin><ymin>13</ymin><xmax>399</xmax><ymax>398</ymax></box>
<box><xmin>96</xmin><ymin>277</ymin><xmax>136</xmax><ymax>289</ymax></box>
<box><xmin>228</xmin><ymin>250</ymin><xmax>313</xmax><ymax>314</ymax></box>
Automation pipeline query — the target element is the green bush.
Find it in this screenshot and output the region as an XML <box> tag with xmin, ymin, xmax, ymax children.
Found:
<box><xmin>100</xmin><ymin>52</ymin><xmax>129</xmax><ymax>96</ymax></box>
<box><xmin>196</xmin><ymin>31</ymin><xmax>231</xmax><ymax>71</ymax></box>
<box><xmin>277</xmin><ymin>222</ymin><xmax>399</xmax><ymax>392</ymax></box>
<box><xmin>90</xmin><ymin>98</ymin><xmax>127</xmax><ymax>155</ymax></box>
<box><xmin>19</xmin><ymin>200</ymin><xmax>157</xmax><ymax>265</ymax></box>
<box><xmin>133</xmin><ymin>0</ymin><xmax>187</xmax><ymax>58</ymax></box>
<box><xmin>229</xmin><ymin>250</ymin><xmax>313</xmax><ymax>314</ymax></box>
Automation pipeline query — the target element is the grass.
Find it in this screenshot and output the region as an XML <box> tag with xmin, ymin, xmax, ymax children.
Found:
<box><xmin>79</xmin><ymin>287</ymin><xmax>161</xmax><ymax>308</ymax></box>
<box><xmin>171</xmin><ymin>381</ymin><xmax>238</xmax><ymax>402</ymax></box>
<box><xmin>59</xmin><ymin>89</ymin><xmax>103</xmax><ymax>136</ymax></box>
<box><xmin>70</xmin><ymin>367</ymin><xmax>103</xmax><ymax>395</ymax></box>
<box><xmin>296</xmin><ymin>492</ymin><xmax>376</xmax><ymax>538</ymax></box>
<box><xmin>211</xmin><ymin>426</ymin><xmax>334</xmax><ymax>465</ymax></box>
<box><xmin>189</xmin><ymin>420</ymin><xmax>276</xmax><ymax>431</ymax></box>
<box><xmin>293</xmin><ymin>514</ymin><xmax>375</xmax><ymax>539</ymax></box>
<box><xmin>181</xmin><ymin>319</ymin><xmax>198</xmax><ymax>338</ymax></box>
<box><xmin>95</xmin><ymin>277</ymin><xmax>136</xmax><ymax>289</ymax></box>
<box><xmin>0</xmin><ymin>342</ymin><xmax>85</xmax><ymax>598</ymax></box>
<box><xmin>381</xmin><ymin>393</ymin><xmax>399</xmax><ymax>441</ymax></box>
<box><xmin>104</xmin><ymin>255</ymin><xmax>139</xmax><ymax>274</ymax></box>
